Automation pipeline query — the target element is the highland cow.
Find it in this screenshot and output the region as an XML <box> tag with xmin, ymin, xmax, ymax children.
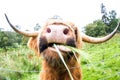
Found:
<box><xmin>5</xmin><ymin>14</ymin><xmax>119</xmax><ymax>80</ymax></box>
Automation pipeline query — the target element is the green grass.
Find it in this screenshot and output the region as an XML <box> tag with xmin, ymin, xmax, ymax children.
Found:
<box><xmin>0</xmin><ymin>46</ymin><xmax>41</xmax><ymax>80</ymax></box>
<box><xmin>0</xmin><ymin>34</ymin><xmax>120</xmax><ymax>80</ymax></box>
<box><xmin>82</xmin><ymin>34</ymin><xmax>120</xmax><ymax>80</ymax></box>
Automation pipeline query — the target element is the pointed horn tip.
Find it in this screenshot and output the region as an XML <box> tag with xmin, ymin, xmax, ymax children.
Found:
<box><xmin>4</xmin><ymin>13</ymin><xmax>38</xmax><ymax>37</ymax></box>
<box><xmin>4</xmin><ymin>13</ymin><xmax>7</xmax><ymax>18</ymax></box>
<box><xmin>4</xmin><ymin>13</ymin><xmax>9</xmax><ymax>22</ymax></box>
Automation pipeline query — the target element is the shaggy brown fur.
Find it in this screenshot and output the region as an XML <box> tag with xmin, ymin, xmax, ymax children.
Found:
<box><xmin>28</xmin><ymin>19</ymin><xmax>83</xmax><ymax>80</ymax></box>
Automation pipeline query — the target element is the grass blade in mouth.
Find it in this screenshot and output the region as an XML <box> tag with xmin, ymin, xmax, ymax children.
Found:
<box><xmin>53</xmin><ymin>44</ymin><xmax>74</xmax><ymax>80</ymax></box>
<box><xmin>72</xmin><ymin>51</ymin><xmax>80</xmax><ymax>64</ymax></box>
<box><xmin>66</xmin><ymin>46</ymin><xmax>92</xmax><ymax>63</ymax></box>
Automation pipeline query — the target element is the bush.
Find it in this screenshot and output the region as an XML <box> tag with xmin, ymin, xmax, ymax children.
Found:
<box><xmin>84</xmin><ymin>20</ymin><xmax>107</xmax><ymax>37</ymax></box>
<box><xmin>0</xmin><ymin>31</ymin><xmax>26</xmax><ymax>50</ymax></box>
<box><xmin>106</xmin><ymin>19</ymin><xmax>120</xmax><ymax>33</ymax></box>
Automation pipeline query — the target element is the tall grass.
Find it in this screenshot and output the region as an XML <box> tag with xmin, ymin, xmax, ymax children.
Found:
<box><xmin>82</xmin><ymin>34</ymin><xmax>120</xmax><ymax>80</ymax></box>
<box><xmin>0</xmin><ymin>34</ymin><xmax>120</xmax><ymax>80</ymax></box>
<box><xmin>0</xmin><ymin>46</ymin><xmax>41</xmax><ymax>80</ymax></box>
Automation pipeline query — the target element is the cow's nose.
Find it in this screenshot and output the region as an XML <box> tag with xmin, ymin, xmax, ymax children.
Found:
<box><xmin>46</xmin><ymin>28</ymin><xmax>51</xmax><ymax>33</ymax></box>
<box><xmin>44</xmin><ymin>25</ymin><xmax>72</xmax><ymax>44</ymax></box>
<box><xmin>46</xmin><ymin>27</ymin><xmax>69</xmax><ymax>35</ymax></box>
<box><xmin>63</xmin><ymin>28</ymin><xmax>69</xmax><ymax>35</ymax></box>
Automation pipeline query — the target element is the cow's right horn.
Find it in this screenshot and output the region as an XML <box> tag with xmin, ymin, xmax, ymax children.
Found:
<box><xmin>82</xmin><ymin>22</ymin><xmax>120</xmax><ymax>43</ymax></box>
<box><xmin>5</xmin><ymin>14</ymin><xmax>38</xmax><ymax>37</ymax></box>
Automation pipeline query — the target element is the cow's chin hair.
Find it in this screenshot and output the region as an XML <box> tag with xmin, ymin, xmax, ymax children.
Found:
<box><xmin>39</xmin><ymin>37</ymin><xmax>77</xmax><ymax>67</ymax></box>
<box><xmin>41</xmin><ymin>48</ymin><xmax>74</xmax><ymax>67</ymax></box>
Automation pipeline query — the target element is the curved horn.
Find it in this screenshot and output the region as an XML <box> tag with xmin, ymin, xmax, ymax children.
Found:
<box><xmin>82</xmin><ymin>22</ymin><xmax>120</xmax><ymax>43</ymax></box>
<box><xmin>5</xmin><ymin>14</ymin><xmax>38</xmax><ymax>37</ymax></box>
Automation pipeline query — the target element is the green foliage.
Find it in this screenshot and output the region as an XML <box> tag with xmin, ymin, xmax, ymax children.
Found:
<box><xmin>0</xmin><ymin>34</ymin><xmax>120</xmax><ymax>80</ymax></box>
<box><xmin>109</xmin><ymin>10</ymin><xmax>117</xmax><ymax>20</ymax></box>
<box><xmin>0</xmin><ymin>31</ymin><xmax>28</xmax><ymax>50</ymax></box>
<box><xmin>0</xmin><ymin>31</ymin><xmax>17</xmax><ymax>50</ymax></box>
<box><xmin>84</xmin><ymin>20</ymin><xmax>107</xmax><ymax>37</ymax></box>
<box><xmin>101</xmin><ymin>3</ymin><xmax>117</xmax><ymax>25</ymax></box>
<box><xmin>101</xmin><ymin>3</ymin><xmax>120</xmax><ymax>33</ymax></box>
<box><xmin>84</xmin><ymin>19</ymin><xmax>120</xmax><ymax>37</ymax></box>
<box><xmin>107</xmin><ymin>18</ymin><xmax>120</xmax><ymax>33</ymax></box>
<box><xmin>16</xmin><ymin>33</ymin><xmax>23</xmax><ymax>45</ymax></box>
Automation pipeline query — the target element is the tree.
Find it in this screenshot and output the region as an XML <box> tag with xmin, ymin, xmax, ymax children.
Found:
<box><xmin>84</xmin><ymin>20</ymin><xmax>107</xmax><ymax>37</ymax></box>
<box><xmin>0</xmin><ymin>31</ymin><xmax>16</xmax><ymax>50</ymax></box>
<box><xmin>0</xmin><ymin>31</ymin><xmax>21</xmax><ymax>50</ymax></box>
<box><xmin>100</xmin><ymin>3</ymin><xmax>119</xmax><ymax>33</ymax></box>
<box><xmin>101</xmin><ymin>3</ymin><xmax>109</xmax><ymax>25</ymax></box>
<box><xmin>0</xmin><ymin>31</ymin><xmax>9</xmax><ymax>50</ymax></box>
<box><xmin>109</xmin><ymin>10</ymin><xmax>117</xmax><ymax>20</ymax></box>
<box><xmin>34</xmin><ymin>23</ymin><xmax>41</xmax><ymax>31</ymax></box>
<box><xmin>84</xmin><ymin>3</ymin><xmax>119</xmax><ymax>37</ymax></box>
<box><xmin>16</xmin><ymin>33</ymin><xmax>23</xmax><ymax>45</ymax></box>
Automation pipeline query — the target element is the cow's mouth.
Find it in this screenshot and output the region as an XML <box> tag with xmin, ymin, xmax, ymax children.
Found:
<box><xmin>48</xmin><ymin>43</ymin><xmax>72</xmax><ymax>52</ymax></box>
<box><xmin>39</xmin><ymin>37</ymin><xmax>76</xmax><ymax>53</ymax></box>
<box><xmin>39</xmin><ymin>37</ymin><xmax>77</xmax><ymax>67</ymax></box>
<box><xmin>40</xmin><ymin>43</ymin><xmax>73</xmax><ymax>53</ymax></box>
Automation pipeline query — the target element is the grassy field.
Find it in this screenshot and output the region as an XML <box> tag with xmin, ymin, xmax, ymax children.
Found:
<box><xmin>0</xmin><ymin>34</ymin><xmax>120</xmax><ymax>80</ymax></box>
<box><xmin>82</xmin><ymin>34</ymin><xmax>120</xmax><ymax>80</ymax></box>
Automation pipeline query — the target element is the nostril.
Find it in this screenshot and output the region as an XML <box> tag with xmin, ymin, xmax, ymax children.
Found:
<box><xmin>47</xmin><ymin>28</ymin><xmax>51</xmax><ymax>33</ymax></box>
<box><xmin>63</xmin><ymin>28</ymin><xmax>69</xmax><ymax>35</ymax></box>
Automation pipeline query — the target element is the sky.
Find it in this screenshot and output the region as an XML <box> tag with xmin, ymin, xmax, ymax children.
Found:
<box><xmin>0</xmin><ymin>0</ymin><xmax>120</xmax><ymax>31</ymax></box>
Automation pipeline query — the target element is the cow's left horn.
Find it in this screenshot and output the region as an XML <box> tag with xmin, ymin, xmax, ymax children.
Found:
<box><xmin>5</xmin><ymin>14</ymin><xmax>38</xmax><ymax>37</ymax></box>
<box><xmin>82</xmin><ymin>22</ymin><xmax>120</xmax><ymax>43</ymax></box>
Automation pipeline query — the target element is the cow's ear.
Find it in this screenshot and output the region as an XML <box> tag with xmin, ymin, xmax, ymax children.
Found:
<box><xmin>74</xmin><ymin>26</ymin><xmax>83</xmax><ymax>49</ymax></box>
<box><xmin>27</xmin><ymin>37</ymin><xmax>40</xmax><ymax>56</ymax></box>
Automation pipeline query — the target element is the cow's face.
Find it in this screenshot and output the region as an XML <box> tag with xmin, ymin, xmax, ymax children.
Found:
<box><xmin>37</xmin><ymin>21</ymin><xmax>82</xmax><ymax>66</ymax></box>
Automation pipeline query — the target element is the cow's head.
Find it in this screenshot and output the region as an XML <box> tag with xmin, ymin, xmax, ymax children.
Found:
<box><xmin>5</xmin><ymin>14</ymin><xmax>120</xmax><ymax>67</ymax></box>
